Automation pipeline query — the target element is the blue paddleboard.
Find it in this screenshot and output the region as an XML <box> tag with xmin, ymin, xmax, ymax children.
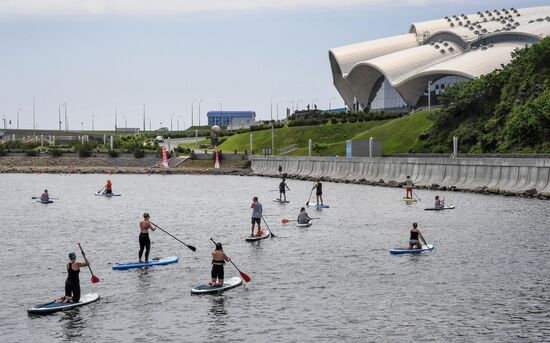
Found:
<box><xmin>112</xmin><ymin>256</ymin><xmax>179</xmax><ymax>270</ymax></box>
<box><xmin>307</xmin><ymin>203</ymin><xmax>330</xmax><ymax>208</ymax></box>
<box><xmin>390</xmin><ymin>244</ymin><xmax>434</xmax><ymax>255</ymax></box>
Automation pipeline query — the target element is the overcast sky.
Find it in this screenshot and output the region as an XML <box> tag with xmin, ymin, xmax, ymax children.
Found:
<box><xmin>0</xmin><ymin>0</ymin><xmax>548</xmax><ymax>130</ymax></box>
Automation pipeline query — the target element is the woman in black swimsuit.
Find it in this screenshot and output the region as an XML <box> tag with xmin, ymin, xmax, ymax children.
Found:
<box><xmin>58</xmin><ymin>251</ymin><xmax>89</xmax><ymax>303</ymax></box>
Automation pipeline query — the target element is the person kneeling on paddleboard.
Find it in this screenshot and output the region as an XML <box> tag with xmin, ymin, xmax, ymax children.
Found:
<box><xmin>41</xmin><ymin>189</ymin><xmax>49</xmax><ymax>202</ymax></box>
<box><xmin>297</xmin><ymin>207</ymin><xmax>312</xmax><ymax>224</ymax></box>
<box><xmin>210</xmin><ymin>242</ymin><xmax>231</xmax><ymax>287</ymax></box>
<box><xmin>139</xmin><ymin>213</ymin><xmax>156</xmax><ymax>263</ymax></box>
<box><xmin>409</xmin><ymin>223</ymin><xmax>427</xmax><ymax>250</ymax></box>
<box><xmin>434</xmin><ymin>195</ymin><xmax>444</xmax><ymax>208</ymax></box>
<box><xmin>279</xmin><ymin>178</ymin><xmax>290</xmax><ymax>202</ymax></box>
<box><xmin>312</xmin><ymin>180</ymin><xmax>323</xmax><ymax>205</ymax></box>
<box><xmin>405</xmin><ymin>176</ymin><xmax>414</xmax><ymax>199</ymax></box>
<box><xmin>250</xmin><ymin>197</ymin><xmax>263</xmax><ymax>236</ymax></box>
<box><xmin>105</xmin><ymin>180</ymin><xmax>113</xmax><ymax>195</ymax></box>
<box><xmin>58</xmin><ymin>251</ymin><xmax>89</xmax><ymax>303</ymax></box>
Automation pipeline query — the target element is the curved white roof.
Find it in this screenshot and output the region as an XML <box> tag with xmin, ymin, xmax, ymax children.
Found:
<box><xmin>330</xmin><ymin>6</ymin><xmax>550</xmax><ymax>109</ymax></box>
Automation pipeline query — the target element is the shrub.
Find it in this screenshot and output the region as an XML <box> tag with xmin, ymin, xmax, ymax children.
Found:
<box><xmin>26</xmin><ymin>149</ymin><xmax>39</xmax><ymax>156</ymax></box>
<box><xmin>189</xmin><ymin>150</ymin><xmax>197</xmax><ymax>159</ymax></box>
<box><xmin>107</xmin><ymin>149</ymin><xmax>119</xmax><ymax>158</ymax></box>
<box><xmin>0</xmin><ymin>144</ymin><xmax>7</xmax><ymax>156</ymax></box>
<box><xmin>49</xmin><ymin>148</ymin><xmax>63</xmax><ymax>157</ymax></box>
<box><xmin>133</xmin><ymin>149</ymin><xmax>145</xmax><ymax>158</ymax></box>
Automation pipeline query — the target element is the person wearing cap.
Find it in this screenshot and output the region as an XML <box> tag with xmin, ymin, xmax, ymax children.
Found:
<box><xmin>105</xmin><ymin>180</ymin><xmax>113</xmax><ymax>195</ymax></box>
<box><xmin>139</xmin><ymin>213</ymin><xmax>156</xmax><ymax>263</ymax></box>
<box><xmin>250</xmin><ymin>197</ymin><xmax>263</xmax><ymax>236</ymax></box>
<box><xmin>209</xmin><ymin>242</ymin><xmax>231</xmax><ymax>287</ymax></box>
<box><xmin>58</xmin><ymin>251</ymin><xmax>90</xmax><ymax>303</ymax></box>
<box><xmin>279</xmin><ymin>178</ymin><xmax>291</xmax><ymax>202</ymax></box>
<box><xmin>40</xmin><ymin>189</ymin><xmax>49</xmax><ymax>202</ymax></box>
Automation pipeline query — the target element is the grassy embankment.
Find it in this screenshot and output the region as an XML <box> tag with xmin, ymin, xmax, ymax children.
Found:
<box><xmin>180</xmin><ymin>110</ymin><xmax>434</xmax><ymax>156</ymax></box>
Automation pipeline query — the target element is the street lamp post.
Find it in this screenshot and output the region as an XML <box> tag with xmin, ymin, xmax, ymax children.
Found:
<box><xmin>296</xmin><ymin>99</ymin><xmax>302</xmax><ymax>112</ymax></box>
<box><xmin>178</xmin><ymin>115</ymin><xmax>183</xmax><ymax>131</ymax></box>
<box><xmin>17</xmin><ymin>108</ymin><xmax>21</xmax><ymax>129</ymax></box>
<box><xmin>32</xmin><ymin>97</ymin><xmax>36</xmax><ymax>137</ymax></box>
<box><xmin>191</xmin><ymin>99</ymin><xmax>197</xmax><ymax>127</ymax></box>
<box><xmin>198</xmin><ymin>100</ymin><xmax>203</xmax><ymax>127</ymax></box>
<box><xmin>171</xmin><ymin>113</ymin><xmax>175</xmax><ymax>131</ymax></box>
<box><xmin>2</xmin><ymin>115</ymin><xmax>6</xmax><ymax>130</ymax></box>
<box><xmin>311</xmin><ymin>98</ymin><xmax>318</xmax><ymax>109</ymax></box>
<box><xmin>114</xmin><ymin>108</ymin><xmax>118</xmax><ymax>132</ymax></box>
<box><xmin>63</xmin><ymin>102</ymin><xmax>68</xmax><ymax>131</ymax></box>
<box><xmin>276</xmin><ymin>101</ymin><xmax>283</xmax><ymax>121</ymax></box>
<box><xmin>428</xmin><ymin>81</ymin><xmax>432</xmax><ymax>110</ymax></box>
<box><xmin>270</xmin><ymin>98</ymin><xmax>273</xmax><ymax>121</ymax></box>
<box><xmin>123</xmin><ymin>115</ymin><xmax>127</xmax><ymax>130</ymax></box>
<box><xmin>147</xmin><ymin>117</ymin><xmax>151</xmax><ymax>131</ymax></box>
<box><xmin>143</xmin><ymin>104</ymin><xmax>146</xmax><ymax>132</ymax></box>
<box><xmin>92</xmin><ymin>114</ymin><xmax>95</xmax><ymax>131</ymax></box>
<box><xmin>329</xmin><ymin>97</ymin><xmax>336</xmax><ymax>110</ymax></box>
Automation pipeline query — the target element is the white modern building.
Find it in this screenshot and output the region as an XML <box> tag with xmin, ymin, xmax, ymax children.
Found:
<box><xmin>329</xmin><ymin>6</ymin><xmax>550</xmax><ymax>112</ymax></box>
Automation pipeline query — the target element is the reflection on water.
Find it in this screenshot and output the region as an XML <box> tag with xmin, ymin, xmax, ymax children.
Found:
<box><xmin>60</xmin><ymin>310</ymin><xmax>85</xmax><ymax>341</ymax></box>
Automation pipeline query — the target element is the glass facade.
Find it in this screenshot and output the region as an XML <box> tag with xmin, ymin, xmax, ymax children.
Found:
<box><xmin>207</xmin><ymin>111</ymin><xmax>256</xmax><ymax>126</ymax></box>
<box><xmin>369</xmin><ymin>76</ymin><xmax>468</xmax><ymax>111</ymax></box>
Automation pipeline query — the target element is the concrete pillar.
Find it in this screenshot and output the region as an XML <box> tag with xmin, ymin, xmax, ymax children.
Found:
<box><xmin>453</xmin><ymin>136</ymin><xmax>458</xmax><ymax>158</ymax></box>
<box><xmin>195</xmin><ymin>129</ymin><xmax>198</xmax><ymax>146</ymax></box>
<box><xmin>250</xmin><ymin>133</ymin><xmax>253</xmax><ymax>154</ymax></box>
<box><xmin>308</xmin><ymin>139</ymin><xmax>312</xmax><ymax>157</ymax></box>
<box><xmin>40</xmin><ymin>134</ymin><xmax>43</xmax><ymax>148</ymax></box>
<box><xmin>369</xmin><ymin>137</ymin><xmax>373</xmax><ymax>158</ymax></box>
<box><xmin>53</xmin><ymin>136</ymin><xmax>56</xmax><ymax>145</ymax></box>
<box><xmin>103</xmin><ymin>134</ymin><xmax>106</xmax><ymax>145</ymax></box>
<box><xmin>110</xmin><ymin>136</ymin><xmax>114</xmax><ymax>150</ymax></box>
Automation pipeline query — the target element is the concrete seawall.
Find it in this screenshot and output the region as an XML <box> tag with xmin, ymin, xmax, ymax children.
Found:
<box><xmin>250</xmin><ymin>156</ymin><xmax>550</xmax><ymax>198</ymax></box>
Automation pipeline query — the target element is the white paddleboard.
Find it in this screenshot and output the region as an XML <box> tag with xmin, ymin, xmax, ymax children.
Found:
<box><xmin>191</xmin><ymin>276</ymin><xmax>242</xmax><ymax>294</ymax></box>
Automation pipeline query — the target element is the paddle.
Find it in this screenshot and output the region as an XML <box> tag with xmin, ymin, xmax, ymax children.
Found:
<box><xmin>149</xmin><ymin>221</ymin><xmax>196</xmax><ymax>252</ymax></box>
<box><xmin>282</xmin><ymin>217</ymin><xmax>319</xmax><ymax>224</ymax></box>
<box><xmin>306</xmin><ymin>187</ymin><xmax>314</xmax><ymax>206</ymax></box>
<box><xmin>419</xmin><ymin>235</ymin><xmax>431</xmax><ymax>252</ymax></box>
<box><xmin>96</xmin><ymin>185</ymin><xmax>106</xmax><ymax>194</ymax></box>
<box><xmin>210</xmin><ymin>238</ymin><xmax>251</xmax><ymax>283</ymax></box>
<box><xmin>413</xmin><ymin>190</ymin><xmax>421</xmax><ymax>201</ymax></box>
<box><xmin>77</xmin><ymin>243</ymin><xmax>100</xmax><ymax>284</ymax></box>
<box><xmin>261</xmin><ymin>215</ymin><xmax>276</xmax><ymax>237</ymax></box>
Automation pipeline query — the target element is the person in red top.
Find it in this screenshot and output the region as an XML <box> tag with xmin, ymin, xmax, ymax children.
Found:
<box><xmin>105</xmin><ymin>180</ymin><xmax>112</xmax><ymax>194</ymax></box>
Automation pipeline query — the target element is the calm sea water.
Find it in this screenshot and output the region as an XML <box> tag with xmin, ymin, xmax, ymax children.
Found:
<box><xmin>0</xmin><ymin>173</ymin><xmax>549</xmax><ymax>342</ymax></box>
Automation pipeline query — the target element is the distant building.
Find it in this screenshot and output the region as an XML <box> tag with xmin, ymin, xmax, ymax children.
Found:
<box><xmin>116</xmin><ymin>127</ymin><xmax>140</xmax><ymax>133</ymax></box>
<box><xmin>207</xmin><ymin>111</ymin><xmax>256</xmax><ymax>130</ymax></box>
<box><xmin>329</xmin><ymin>6</ymin><xmax>550</xmax><ymax>112</ymax></box>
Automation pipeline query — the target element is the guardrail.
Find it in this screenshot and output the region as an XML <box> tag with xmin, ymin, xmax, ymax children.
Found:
<box><xmin>278</xmin><ymin>144</ymin><xmax>298</xmax><ymax>155</ymax></box>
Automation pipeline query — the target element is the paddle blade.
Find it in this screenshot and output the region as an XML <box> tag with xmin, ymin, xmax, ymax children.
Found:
<box><xmin>187</xmin><ymin>245</ymin><xmax>197</xmax><ymax>252</ymax></box>
<box><xmin>240</xmin><ymin>271</ymin><xmax>251</xmax><ymax>283</ymax></box>
<box><xmin>281</xmin><ymin>219</ymin><xmax>289</xmax><ymax>224</ymax></box>
<box><xmin>91</xmin><ymin>275</ymin><xmax>100</xmax><ymax>284</ymax></box>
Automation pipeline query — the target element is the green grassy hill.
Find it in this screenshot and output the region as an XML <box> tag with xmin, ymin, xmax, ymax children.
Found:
<box><xmin>181</xmin><ymin>110</ymin><xmax>435</xmax><ymax>156</ymax></box>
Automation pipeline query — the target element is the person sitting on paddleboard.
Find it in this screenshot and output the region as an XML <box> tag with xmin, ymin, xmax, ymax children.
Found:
<box><xmin>409</xmin><ymin>222</ymin><xmax>426</xmax><ymax>250</ymax></box>
<box><xmin>40</xmin><ymin>189</ymin><xmax>49</xmax><ymax>202</ymax></box>
<box><xmin>209</xmin><ymin>242</ymin><xmax>231</xmax><ymax>287</ymax></box>
<box><xmin>297</xmin><ymin>207</ymin><xmax>312</xmax><ymax>224</ymax></box>
<box><xmin>312</xmin><ymin>180</ymin><xmax>323</xmax><ymax>205</ymax></box>
<box><xmin>139</xmin><ymin>213</ymin><xmax>156</xmax><ymax>263</ymax></box>
<box><xmin>279</xmin><ymin>178</ymin><xmax>291</xmax><ymax>202</ymax></box>
<box><xmin>58</xmin><ymin>251</ymin><xmax>89</xmax><ymax>303</ymax></box>
<box><xmin>434</xmin><ymin>195</ymin><xmax>444</xmax><ymax>208</ymax></box>
<box><xmin>105</xmin><ymin>180</ymin><xmax>113</xmax><ymax>194</ymax></box>
<box><xmin>250</xmin><ymin>197</ymin><xmax>263</xmax><ymax>236</ymax></box>
<box><xmin>405</xmin><ymin>176</ymin><xmax>414</xmax><ymax>199</ymax></box>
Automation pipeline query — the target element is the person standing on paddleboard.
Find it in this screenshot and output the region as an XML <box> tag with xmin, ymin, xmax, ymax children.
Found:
<box><xmin>209</xmin><ymin>242</ymin><xmax>231</xmax><ymax>287</ymax></box>
<box><xmin>40</xmin><ymin>189</ymin><xmax>49</xmax><ymax>202</ymax></box>
<box><xmin>279</xmin><ymin>178</ymin><xmax>291</xmax><ymax>202</ymax></box>
<box><xmin>250</xmin><ymin>197</ymin><xmax>263</xmax><ymax>236</ymax></box>
<box><xmin>105</xmin><ymin>180</ymin><xmax>113</xmax><ymax>195</ymax></box>
<box><xmin>139</xmin><ymin>213</ymin><xmax>156</xmax><ymax>263</ymax></box>
<box><xmin>409</xmin><ymin>223</ymin><xmax>426</xmax><ymax>249</ymax></box>
<box><xmin>58</xmin><ymin>251</ymin><xmax>90</xmax><ymax>303</ymax></box>
<box><xmin>405</xmin><ymin>176</ymin><xmax>414</xmax><ymax>199</ymax></box>
<box><xmin>297</xmin><ymin>207</ymin><xmax>312</xmax><ymax>224</ymax></box>
<box><xmin>312</xmin><ymin>180</ymin><xmax>323</xmax><ymax>205</ymax></box>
